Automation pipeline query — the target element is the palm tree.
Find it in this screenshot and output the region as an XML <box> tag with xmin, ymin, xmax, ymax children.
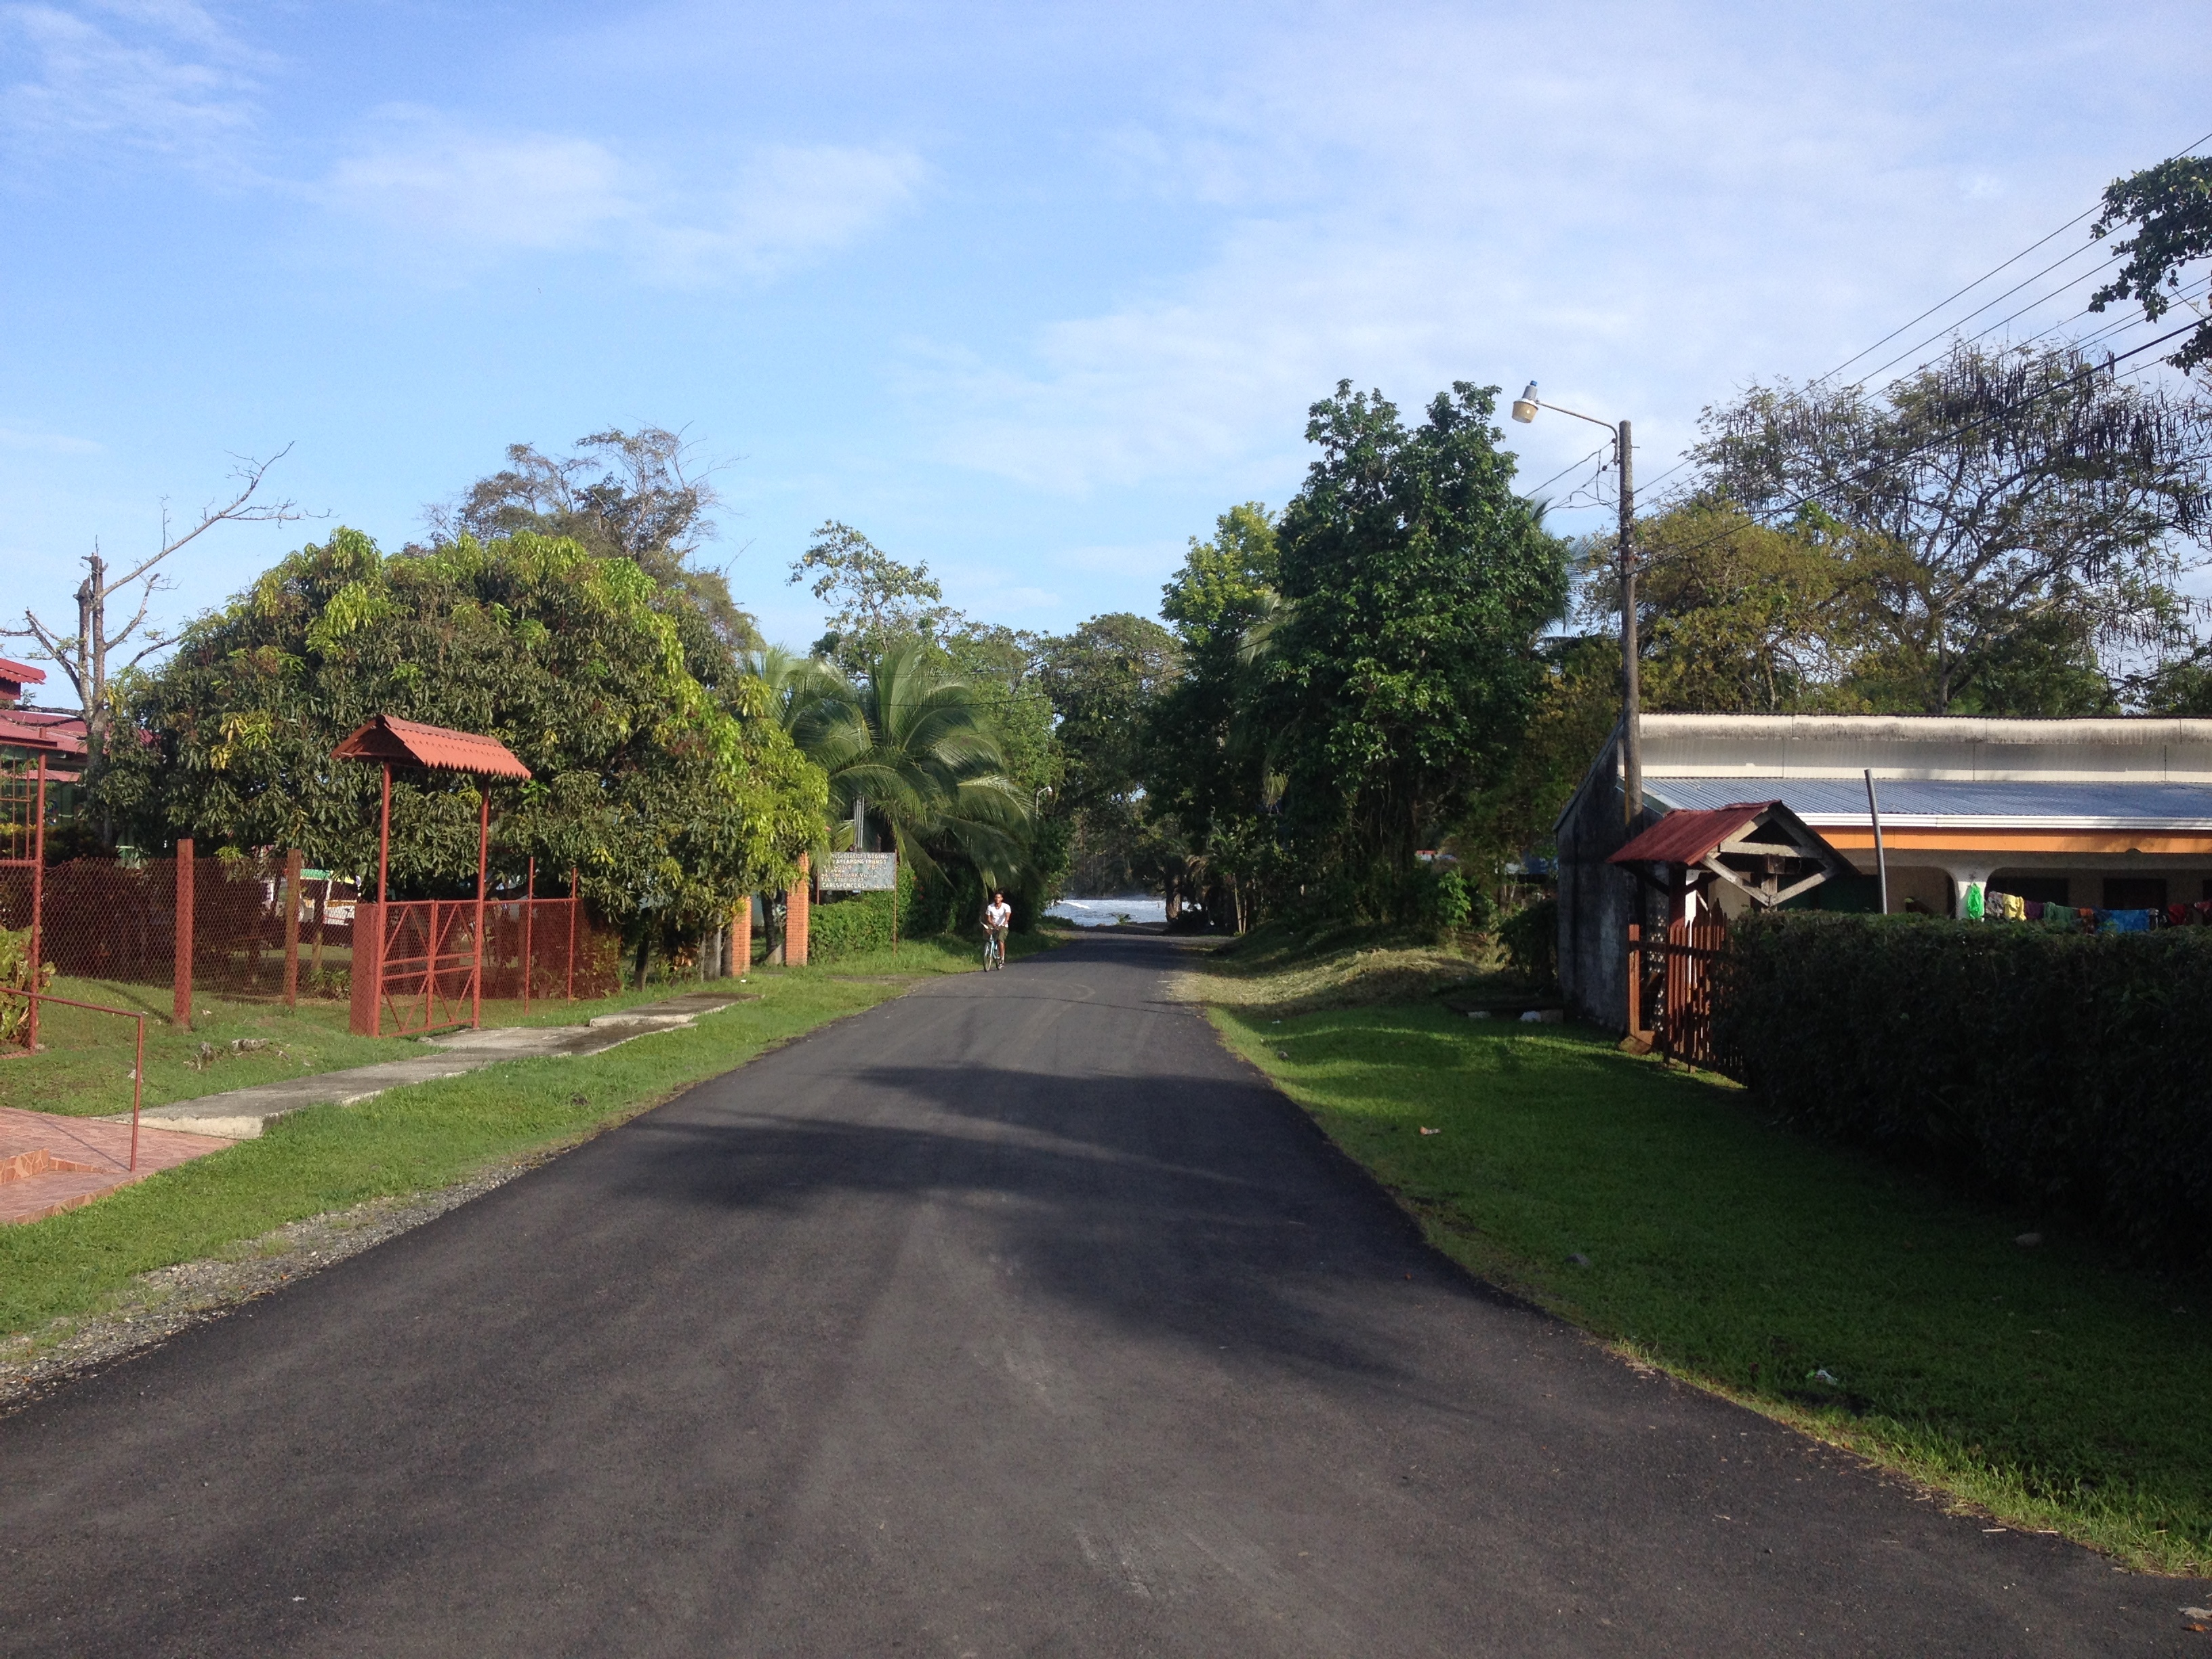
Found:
<box><xmin>753</xmin><ymin>643</ymin><xmax>1034</xmax><ymax>889</ymax></box>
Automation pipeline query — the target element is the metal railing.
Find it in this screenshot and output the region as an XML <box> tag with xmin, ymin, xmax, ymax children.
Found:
<box><xmin>0</xmin><ymin>985</ymin><xmax>145</xmax><ymax>1170</ymax></box>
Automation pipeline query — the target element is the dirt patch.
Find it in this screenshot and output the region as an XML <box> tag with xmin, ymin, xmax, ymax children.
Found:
<box><xmin>0</xmin><ymin>1154</ymin><xmax>552</xmax><ymax>1418</ymax></box>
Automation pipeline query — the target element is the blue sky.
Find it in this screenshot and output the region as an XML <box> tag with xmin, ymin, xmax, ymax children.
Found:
<box><xmin>3</xmin><ymin>1</ymin><xmax>2208</xmax><ymax>670</ymax></box>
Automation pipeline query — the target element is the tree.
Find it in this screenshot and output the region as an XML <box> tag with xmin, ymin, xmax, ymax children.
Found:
<box><xmin>1144</xmin><ymin>505</ymin><xmax>1282</xmax><ymax>916</ymax></box>
<box><xmin>769</xmin><ymin>643</ymin><xmax>1035</xmax><ymax>893</ymax></box>
<box><xmin>788</xmin><ymin>522</ymin><xmax>960</xmax><ymax>672</ymax></box>
<box><xmin>1256</xmin><ymin>382</ymin><xmax>1570</xmax><ymax>917</ymax></box>
<box><xmin>102</xmin><ymin>529</ymin><xmax>825</xmax><ymax>948</ymax></box>
<box><xmin>429</xmin><ymin>428</ymin><xmax>762</xmax><ymax>651</ymax></box>
<box><xmin>9</xmin><ymin>450</ymin><xmax>303</xmax><ymax>790</ymax></box>
<box><xmin>2091</xmin><ymin>155</ymin><xmax>2212</xmax><ymax>372</ymax></box>
<box><xmin>1694</xmin><ymin>342</ymin><xmax>2212</xmax><ymax>713</ymax></box>
<box><xmin>1035</xmin><ymin>613</ymin><xmax>1182</xmax><ymax>895</ymax></box>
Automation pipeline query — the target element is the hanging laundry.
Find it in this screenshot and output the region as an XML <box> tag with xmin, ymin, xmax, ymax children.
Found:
<box><xmin>1963</xmin><ymin>884</ymin><xmax>1986</xmax><ymax>920</ymax></box>
<box><xmin>2024</xmin><ymin>899</ymin><xmax>2045</xmax><ymax>922</ymax></box>
<box><xmin>2109</xmin><ymin>909</ymin><xmax>2153</xmax><ymax>934</ymax></box>
<box><xmin>2001</xmin><ymin>893</ymin><xmax>2026</xmax><ymax>921</ymax></box>
<box><xmin>2171</xmin><ymin>905</ymin><xmax>2194</xmax><ymax>928</ymax></box>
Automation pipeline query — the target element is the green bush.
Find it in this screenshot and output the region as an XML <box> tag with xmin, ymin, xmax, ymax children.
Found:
<box><xmin>808</xmin><ymin>863</ymin><xmax>924</xmax><ymax>962</ymax></box>
<box><xmin>1714</xmin><ymin>912</ymin><xmax>2212</xmax><ymax>1264</ymax></box>
<box><xmin>1500</xmin><ymin>895</ymin><xmax>1557</xmax><ymax>988</ymax></box>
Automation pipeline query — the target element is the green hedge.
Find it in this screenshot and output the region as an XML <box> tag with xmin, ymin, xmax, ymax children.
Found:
<box><xmin>809</xmin><ymin>863</ymin><xmax>924</xmax><ymax>962</ymax></box>
<box><xmin>1713</xmin><ymin>912</ymin><xmax>2212</xmax><ymax>1263</ymax></box>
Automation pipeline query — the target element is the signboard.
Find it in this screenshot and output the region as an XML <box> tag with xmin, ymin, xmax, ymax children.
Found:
<box><xmin>819</xmin><ymin>851</ymin><xmax>899</xmax><ymax>892</ymax></box>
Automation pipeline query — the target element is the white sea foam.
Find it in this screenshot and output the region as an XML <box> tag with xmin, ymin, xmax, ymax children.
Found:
<box><xmin>1046</xmin><ymin>897</ymin><xmax>1166</xmax><ymax>928</ymax></box>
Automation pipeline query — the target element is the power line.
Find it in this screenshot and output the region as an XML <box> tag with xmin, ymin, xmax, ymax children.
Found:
<box><xmin>1522</xmin><ymin>439</ymin><xmax>1613</xmax><ymax>499</ymax></box>
<box><xmin>1814</xmin><ymin>122</ymin><xmax>2212</xmax><ymax>387</ymax></box>
<box><xmin>1633</xmin><ymin>317</ymin><xmax>2203</xmax><ymax>575</ymax></box>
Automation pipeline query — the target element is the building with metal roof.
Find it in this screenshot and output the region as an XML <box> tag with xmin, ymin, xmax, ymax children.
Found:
<box><xmin>1554</xmin><ymin>714</ymin><xmax>2212</xmax><ymax>1029</ymax></box>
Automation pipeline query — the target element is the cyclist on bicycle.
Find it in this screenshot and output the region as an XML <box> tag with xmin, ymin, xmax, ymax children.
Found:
<box><xmin>983</xmin><ymin>890</ymin><xmax>1012</xmax><ymax>969</ymax></box>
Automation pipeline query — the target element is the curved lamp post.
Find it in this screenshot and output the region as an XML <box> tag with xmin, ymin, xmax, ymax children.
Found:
<box><xmin>1511</xmin><ymin>382</ymin><xmax>1641</xmax><ymax>823</ymax></box>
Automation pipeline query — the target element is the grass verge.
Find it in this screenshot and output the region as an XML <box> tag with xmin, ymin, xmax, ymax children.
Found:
<box><xmin>0</xmin><ymin>931</ymin><xmax>1049</xmax><ymax>1351</ymax></box>
<box><xmin>1202</xmin><ymin>966</ymin><xmax>2212</xmax><ymax>1576</ymax></box>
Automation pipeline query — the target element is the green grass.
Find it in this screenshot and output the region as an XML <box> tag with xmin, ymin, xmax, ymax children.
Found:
<box><xmin>1211</xmin><ymin>997</ymin><xmax>2212</xmax><ymax>1575</ymax></box>
<box><xmin>0</xmin><ymin>930</ymin><xmax>1050</xmax><ymax>1343</ymax></box>
<box><xmin>5</xmin><ymin>933</ymin><xmax>1042</xmax><ymax>1120</ymax></box>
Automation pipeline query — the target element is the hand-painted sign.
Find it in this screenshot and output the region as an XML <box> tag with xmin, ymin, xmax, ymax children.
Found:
<box><xmin>819</xmin><ymin>851</ymin><xmax>899</xmax><ymax>892</ymax></box>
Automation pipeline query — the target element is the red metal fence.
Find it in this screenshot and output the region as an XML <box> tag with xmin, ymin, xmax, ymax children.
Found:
<box><xmin>347</xmin><ymin>895</ymin><xmax>617</xmax><ymax>1036</ymax></box>
<box><xmin>1626</xmin><ymin>918</ymin><xmax>1729</xmax><ymax>1067</ymax></box>
<box><xmin>2</xmin><ymin>848</ymin><xmax>615</xmax><ymax>1033</ymax></box>
<box><xmin>0</xmin><ymin>986</ymin><xmax>144</xmax><ymax>1167</ymax></box>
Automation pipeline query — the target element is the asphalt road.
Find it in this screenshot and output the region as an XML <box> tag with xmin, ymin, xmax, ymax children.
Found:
<box><xmin>1</xmin><ymin>933</ymin><xmax>2198</xmax><ymax>1656</ymax></box>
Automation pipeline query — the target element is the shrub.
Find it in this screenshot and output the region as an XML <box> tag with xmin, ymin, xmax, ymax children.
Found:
<box><xmin>1714</xmin><ymin>912</ymin><xmax>2212</xmax><ymax>1265</ymax></box>
<box><xmin>808</xmin><ymin>863</ymin><xmax>926</xmax><ymax>962</ymax></box>
<box><xmin>1500</xmin><ymin>895</ymin><xmax>1557</xmax><ymax>988</ymax></box>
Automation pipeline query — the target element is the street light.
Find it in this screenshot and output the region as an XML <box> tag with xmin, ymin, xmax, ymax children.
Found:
<box><xmin>1511</xmin><ymin>382</ymin><xmax>1641</xmax><ymax>824</ymax></box>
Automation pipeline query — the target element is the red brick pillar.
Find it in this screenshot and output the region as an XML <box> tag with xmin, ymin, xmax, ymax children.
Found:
<box><xmin>350</xmin><ymin>902</ymin><xmax>384</xmax><ymax>1036</ymax></box>
<box><xmin>731</xmin><ymin>898</ymin><xmax>752</xmax><ymax>975</ymax></box>
<box><xmin>173</xmin><ymin>838</ymin><xmax>194</xmax><ymax>1031</ymax></box>
<box><xmin>785</xmin><ymin>855</ymin><xmax>810</xmax><ymax>968</ymax></box>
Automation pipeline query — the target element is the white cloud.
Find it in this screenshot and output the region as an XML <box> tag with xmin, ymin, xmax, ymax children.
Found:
<box><xmin>322</xmin><ymin>111</ymin><xmax>631</xmax><ymax>251</ymax></box>
<box><xmin>907</xmin><ymin>5</ymin><xmax>2207</xmax><ymax>508</ymax></box>
<box><xmin>0</xmin><ymin>422</ymin><xmax>100</xmax><ymax>454</ymax></box>
<box><xmin>318</xmin><ymin>112</ymin><xmax>926</xmax><ymax>284</ymax></box>
<box><xmin>647</xmin><ymin>144</ymin><xmax>928</xmax><ymax>283</ymax></box>
<box><xmin>0</xmin><ymin>0</ymin><xmax>260</xmax><ymax>169</ymax></box>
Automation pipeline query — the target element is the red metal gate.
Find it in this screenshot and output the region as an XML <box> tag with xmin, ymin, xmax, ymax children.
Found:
<box><xmin>1627</xmin><ymin>918</ymin><xmax>1727</xmax><ymax>1067</ymax></box>
<box><xmin>350</xmin><ymin>899</ymin><xmax>483</xmax><ymax>1037</ymax></box>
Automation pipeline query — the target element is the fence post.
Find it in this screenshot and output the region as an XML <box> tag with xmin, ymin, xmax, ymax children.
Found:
<box><xmin>27</xmin><ymin>754</ymin><xmax>45</xmax><ymax>1054</ymax></box>
<box><xmin>1625</xmin><ymin>922</ymin><xmax>1641</xmax><ymax>1041</ymax></box>
<box><xmin>731</xmin><ymin>897</ymin><xmax>751</xmax><ymax>977</ymax></box>
<box><xmin>283</xmin><ymin>848</ymin><xmax>302</xmax><ymax>1010</ymax></box>
<box><xmin>567</xmin><ymin>867</ymin><xmax>578</xmax><ymax>1002</ymax></box>
<box><xmin>521</xmin><ymin>855</ymin><xmax>535</xmax><ymax>1013</ymax></box>
<box><xmin>174</xmin><ymin>837</ymin><xmax>194</xmax><ymax>1031</ymax></box>
<box><xmin>785</xmin><ymin>855</ymin><xmax>810</xmax><ymax>968</ymax></box>
<box><xmin>349</xmin><ymin>901</ymin><xmax>383</xmax><ymax>1036</ymax></box>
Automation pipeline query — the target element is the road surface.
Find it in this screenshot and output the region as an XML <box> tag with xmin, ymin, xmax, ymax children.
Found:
<box><xmin>0</xmin><ymin>933</ymin><xmax>2195</xmax><ymax>1655</ymax></box>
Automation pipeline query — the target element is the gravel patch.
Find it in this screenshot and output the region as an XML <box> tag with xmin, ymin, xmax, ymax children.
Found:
<box><xmin>0</xmin><ymin>1153</ymin><xmax>554</xmax><ymax>1418</ymax></box>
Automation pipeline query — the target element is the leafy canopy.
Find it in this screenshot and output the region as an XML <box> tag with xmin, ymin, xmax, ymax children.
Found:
<box><xmin>1256</xmin><ymin>381</ymin><xmax>1570</xmax><ymax>913</ymax></box>
<box><xmin>103</xmin><ymin>528</ymin><xmax>825</xmax><ymax>933</ymax></box>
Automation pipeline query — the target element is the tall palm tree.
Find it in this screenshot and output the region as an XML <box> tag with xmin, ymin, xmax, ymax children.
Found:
<box><xmin>753</xmin><ymin>643</ymin><xmax>1034</xmax><ymax>889</ymax></box>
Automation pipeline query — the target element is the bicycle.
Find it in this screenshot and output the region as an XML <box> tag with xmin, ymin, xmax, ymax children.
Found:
<box><xmin>983</xmin><ymin>929</ymin><xmax>1006</xmax><ymax>971</ymax></box>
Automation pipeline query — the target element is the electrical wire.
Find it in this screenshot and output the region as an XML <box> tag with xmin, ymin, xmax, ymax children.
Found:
<box><xmin>1812</xmin><ymin>123</ymin><xmax>2212</xmax><ymax>387</ymax></box>
<box><xmin>1626</xmin><ymin>317</ymin><xmax>2205</xmax><ymax>577</ymax></box>
<box><xmin>1521</xmin><ymin>438</ymin><xmax>1614</xmax><ymax>499</ymax></box>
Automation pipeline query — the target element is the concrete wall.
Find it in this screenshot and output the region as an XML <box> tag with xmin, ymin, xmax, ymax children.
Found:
<box><xmin>1638</xmin><ymin>714</ymin><xmax>2212</xmax><ymax>782</ymax></box>
<box><xmin>1555</xmin><ymin>731</ymin><xmax>1656</xmax><ymax>1032</ymax></box>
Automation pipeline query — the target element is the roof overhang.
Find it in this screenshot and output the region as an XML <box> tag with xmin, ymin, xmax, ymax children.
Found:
<box><xmin>1610</xmin><ymin>798</ymin><xmax>1856</xmax><ymax>908</ymax></box>
<box><xmin>333</xmin><ymin>714</ymin><xmax>531</xmax><ymax>780</ymax></box>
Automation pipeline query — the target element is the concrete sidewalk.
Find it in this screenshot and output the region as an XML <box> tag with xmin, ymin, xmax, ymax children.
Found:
<box><xmin>103</xmin><ymin>991</ymin><xmax>756</xmax><ymax>1141</ymax></box>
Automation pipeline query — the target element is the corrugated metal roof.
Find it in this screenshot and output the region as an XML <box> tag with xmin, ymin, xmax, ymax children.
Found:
<box><xmin>1647</xmin><ymin>775</ymin><xmax>2212</xmax><ymax>827</ymax></box>
<box><xmin>0</xmin><ymin>713</ymin><xmax>83</xmax><ymax>756</ymax></box>
<box><xmin>0</xmin><ymin>657</ymin><xmax>45</xmax><ymax>687</ymax></box>
<box><xmin>1610</xmin><ymin>803</ymin><xmax>1776</xmax><ymax>867</ymax></box>
<box><xmin>333</xmin><ymin>714</ymin><xmax>532</xmax><ymax>779</ymax></box>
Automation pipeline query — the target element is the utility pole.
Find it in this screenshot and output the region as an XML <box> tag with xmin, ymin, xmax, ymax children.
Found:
<box><xmin>1512</xmin><ymin>385</ymin><xmax>1641</xmax><ymax>824</ymax></box>
<box><xmin>1617</xmin><ymin>419</ymin><xmax>1640</xmax><ymax>825</ymax></box>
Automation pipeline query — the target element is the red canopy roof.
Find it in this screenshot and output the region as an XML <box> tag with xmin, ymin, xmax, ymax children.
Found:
<box><xmin>0</xmin><ymin>657</ymin><xmax>45</xmax><ymax>687</ymax></box>
<box><xmin>1609</xmin><ymin>802</ymin><xmax>1780</xmax><ymax>867</ymax></box>
<box><xmin>332</xmin><ymin>714</ymin><xmax>531</xmax><ymax>780</ymax></box>
<box><xmin>0</xmin><ymin>710</ymin><xmax>86</xmax><ymax>758</ymax></box>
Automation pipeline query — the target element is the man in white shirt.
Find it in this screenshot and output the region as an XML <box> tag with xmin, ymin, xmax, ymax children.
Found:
<box><xmin>983</xmin><ymin>891</ymin><xmax>1012</xmax><ymax>968</ymax></box>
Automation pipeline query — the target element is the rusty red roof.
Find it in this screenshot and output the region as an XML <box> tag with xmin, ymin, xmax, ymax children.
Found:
<box><xmin>0</xmin><ymin>711</ymin><xmax>85</xmax><ymax>757</ymax></box>
<box><xmin>0</xmin><ymin>657</ymin><xmax>45</xmax><ymax>687</ymax></box>
<box><xmin>1609</xmin><ymin>802</ymin><xmax>1780</xmax><ymax>867</ymax></box>
<box><xmin>332</xmin><ymin>714</ymin><xmax>532</xmax><ymax>779</ymax></box>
